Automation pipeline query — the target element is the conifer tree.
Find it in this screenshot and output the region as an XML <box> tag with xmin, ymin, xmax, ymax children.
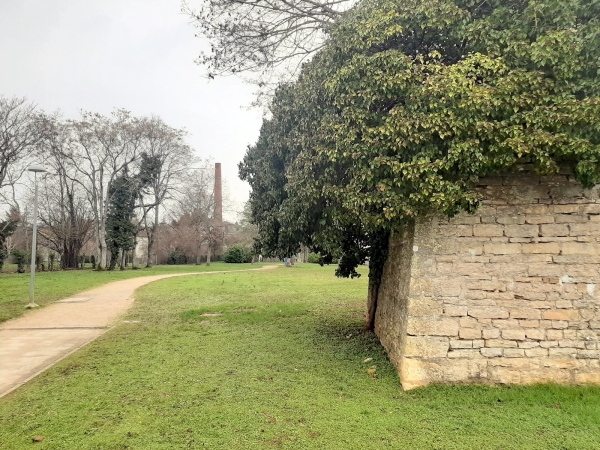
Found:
<box><xmin>106</xmin><ymin>168</ymin><xmax>138</xmax><ymax>270</ymax></box>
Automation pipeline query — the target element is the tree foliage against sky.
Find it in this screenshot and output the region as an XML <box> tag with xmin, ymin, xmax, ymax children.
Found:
<box><xmin>38</xmin><ymin>117</ymin><xmax>93</xmax><ymax>269</ymax></box>
<box><xmin>183</xmin><ymin>0</ymin><xmax>355</xmax><ymax>100</ymax></box>
<box><xmin>134</xmin><ymin>118</ymin><xmax>193</xmax><ymax>267</ymax></box>
<box><xmin>0</xmin><ymin>96</ymin><xmax>45</xmax><ymax>205</ymax></box>
<box><xmin>241</xmin><ymin>0</ymin><xmax>600</xmax><ymax>328</ymax></box>
<box><xmin>0</xmin><ymin>101</ymin><xmax>208</xmax><ymax>270</ymax></box>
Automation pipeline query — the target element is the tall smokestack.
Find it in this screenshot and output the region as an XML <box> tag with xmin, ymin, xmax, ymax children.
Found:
<box><xmin>214</xmin><ymin>162</ymin><xmax>222</xmax><ymax>224</ymax></box>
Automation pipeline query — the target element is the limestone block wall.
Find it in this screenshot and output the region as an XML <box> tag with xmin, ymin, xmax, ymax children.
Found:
<box><xmin>375</xmin><ymin>171</ymin><xmax>600</xmax><ymax>390</ymax></box>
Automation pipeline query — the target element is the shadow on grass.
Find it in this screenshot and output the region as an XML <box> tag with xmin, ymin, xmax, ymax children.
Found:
<box><xmin>277</xmin><ymin>307</ymin><xmax>600</xmax><ymax>423</ymax></box>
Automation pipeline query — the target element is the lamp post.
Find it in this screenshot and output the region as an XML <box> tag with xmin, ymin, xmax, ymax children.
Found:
<box><xmin>27</xmin><ymin>164</ymin><xmax>47</xmax><ymax>309</ymax></box>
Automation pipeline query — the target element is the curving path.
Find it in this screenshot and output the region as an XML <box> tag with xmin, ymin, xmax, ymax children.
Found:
<box><xmin>0</xmin><ymin>266</ymin><xmax>278</xmax><ymax>398</ymax></box>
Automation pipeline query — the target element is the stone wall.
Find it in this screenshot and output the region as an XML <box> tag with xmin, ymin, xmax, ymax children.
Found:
<box><xmin>375</xmin><ymin>170</ymin><xmax>600</xmax><ymax>390</ymax></box>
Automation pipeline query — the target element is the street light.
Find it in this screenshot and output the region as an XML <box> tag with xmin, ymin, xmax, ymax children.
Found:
<box><xmin>26</xmin><ymin>164</ymin><xmax>47</xmax><ymax>309</ymax></box>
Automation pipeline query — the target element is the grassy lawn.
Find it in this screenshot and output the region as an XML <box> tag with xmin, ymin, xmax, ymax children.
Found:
<box><xmin>1</xmin><ymin>264</ymin><xmax>600</xmax><ymax>449</ymax></box>
<box><xmin>0</xmin><ymin>262</ymin><xmax>268</xmax><ymax>323</ymax></box>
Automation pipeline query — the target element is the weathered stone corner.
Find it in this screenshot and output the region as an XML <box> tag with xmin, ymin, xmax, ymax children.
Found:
<box><xmin>375</xmin><ymin>171</ymin><xmax>600</xmax><ymax>390</ymax></box>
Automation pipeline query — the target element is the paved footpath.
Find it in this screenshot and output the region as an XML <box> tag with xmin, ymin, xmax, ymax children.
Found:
<box><xmin>0</xmin><ymin>266</ymin><xmax>278</xmax><ymax>398</ymax></box>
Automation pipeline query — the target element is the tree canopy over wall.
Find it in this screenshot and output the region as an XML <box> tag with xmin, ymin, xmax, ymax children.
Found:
<box><xmin>240</xmin><ymin>0</ymin><xmax>600</xmax><ymax>328</ymax></box>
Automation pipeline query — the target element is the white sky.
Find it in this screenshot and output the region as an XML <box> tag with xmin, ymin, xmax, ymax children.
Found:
<box><xmin>0</xmin><ymin>0</ymin><xmax>264</xmax><ymax>221</ymax></box>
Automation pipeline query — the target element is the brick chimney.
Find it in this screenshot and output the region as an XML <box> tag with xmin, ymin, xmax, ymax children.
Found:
<box><xmin>214</xmin><ymin>163</ymin><xmax>222</xmax><ymax>223</ymax></box>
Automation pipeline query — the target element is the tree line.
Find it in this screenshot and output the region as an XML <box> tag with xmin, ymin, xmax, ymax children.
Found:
<box><xmin>0</xmin><ymin>96</ymin><xmax>232</xmax><ymax>271</ymax></box>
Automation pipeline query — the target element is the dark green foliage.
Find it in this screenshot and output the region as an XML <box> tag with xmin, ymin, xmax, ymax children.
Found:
<box><xmin>10</xmin><ymin>249</ymin><xmax>27</xmax><ymax>273</ymax></box>
<box><xmin>106</xmin><ymin>158</ymin><xmax>158</xmax><ymax>270</ymax></box>
<box><xmin>222</xmin><ymin>245</ymin><xmax>254</xmax><ymax>263</ymax></box>
<box><xmin>167</xmin><ymin>249</ymin><xmax>189</xmax><ymax>265</ymax></box>
<box><xmin>0</xmin><ymin>248</ymin><xmax>8</xmax><ymax>271</ymax></box>
<box><xmin>106</xmin><ymin>168</ymin><xmax>139</xmax><ymax>270</ymax></box>
<box><xmin>241</xmin><ymin>0</ymin><xmax>600</xmax><ymax>284</ymax></box>
<box><xmin>138</xmin><ymin>152</ymin><xmax>162</xmax><ymax>187</ymax></box>
<box><xmin>307</xmin><ymin>252</ymin><xmax>321</xmax><ymax>264</ymax></box>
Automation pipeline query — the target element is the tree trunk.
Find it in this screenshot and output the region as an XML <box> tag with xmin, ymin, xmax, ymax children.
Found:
<box><xmin>94</xmin><ymin>230</ymin><xmax>102</xmax><ymax>270</ymax></box>
<box><xmin>120</xmin><ymin>249</ymin><xmax>125</xmax><ymax>270</ymax></box>
<box><xmin>98</xmin><ymin>220</ymin><xmax>108</xmax><ymax>269</ymax></box>
<box><xmin>363</xmin><ymin>230</ymin><xmax>391</xmax><ymax>332</ymax></box>
<box><xmin>206</xmin><ymin>245</ymin><xmax>211</xmax><ymax>266</ymax></box>
<box><xmin>146</xmin><ymin>204</ymin><xmax>159</xmax><ymax>268</ymax></box>
<box><xmin>364</xmin><ymin>274</ymin><xmax>381</xmax><ymax>332</ymax></box>
<box><xmin>109</xmin><ymin>249</ymin><xmax>118</xmax><ymax>271</ymax></box>
<box><xmin>146</xmin><ymin>227</ymin><xmax>155</xmax><ymax>268</ymax></box>
<box><xmin>131</xmin><ymin>237</ymin><xmax>138</xmax><ymax>269</ymax></box>
<box><xmin>62</xmin><ymin>243</ymin><xmax>78</xmax><ymax>269</ymax></box>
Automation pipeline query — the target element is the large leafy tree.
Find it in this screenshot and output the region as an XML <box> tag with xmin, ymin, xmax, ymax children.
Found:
<box><xmin>241</xmin><ymin>0</ymin><xmax>600</xmax><ymax>329</ymax></box>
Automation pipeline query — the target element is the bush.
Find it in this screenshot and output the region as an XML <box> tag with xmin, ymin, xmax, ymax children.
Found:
<box><xmin>307</xmin><ymin>252</ymin><xmax>321</xmax><ymax>264</ymax></box>
<box><xmin>223</xmin><ymin>245</ymin><xmax>253</xmax><ymax>263</ymax></box>
<box><xmin>307</xmin><ymin>252</ymin><xmax>339</xmax><ymax>265</ymax></box>
<box><xmin>167</xmin><ymin>249</ymin><xmax>189</xmax><ymax>265</ymax></box>
<box><xmin>0</xmin><ymin>248</ymin><xmax>7</xmax><ymax>270</ymax></box>
<box><xmin>11</xmin><ymin>249</ymin><xmax>27</xmax><ymax>273</ymax></box>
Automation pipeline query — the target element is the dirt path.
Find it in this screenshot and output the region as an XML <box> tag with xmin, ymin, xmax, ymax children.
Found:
<box><xmin>0</xmin><ymin>266</ymin><xmax>278</xmax><ymax>398</ymax></box>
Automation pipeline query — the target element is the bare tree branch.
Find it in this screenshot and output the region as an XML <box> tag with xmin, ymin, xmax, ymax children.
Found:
<box><xmin>0</xmin><ymin>96</ymin><xmax>45</xmax><ymax>206</ymax></box>
<box><xmin>182</xmin><ymin>0</ymin><xmax>355</xmax><ymax>100</ymax></box>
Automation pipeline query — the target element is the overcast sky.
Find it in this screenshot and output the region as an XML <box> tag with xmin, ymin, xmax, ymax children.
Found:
<box><xmin>0</xmin><ymin>0</ymin><xmax>264</xmax><ymax>221</ymax></box>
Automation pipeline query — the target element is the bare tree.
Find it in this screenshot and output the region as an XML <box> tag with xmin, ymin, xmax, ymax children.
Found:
<box><xmin>37</xmin><ymin>117</ymin><xmax>93</xmax><ymax>269</ymax></box>
<box><xmin>38</xmin><ymin>177</ymin><xmax>93</xmax><ymax>269</ymax></box>
<box><xmin>136</xmin><ymin>117</ymin><xmax>194</xmax><ymax>267</ymax></box>
<box><xmin>67</xmin><ymin>110</ymin><xmax>143</xmax><ymax>269</ymax></box>
<box><xmin>0</xmin><ymin>96</ymin><xmax>45</xmax><ymax>206</ymax></box>
<box><xmin>173</xmin><ymin>161</ymin><xmax>226</xmax><ymax>265</ymax></box>
<box><xmin>232</xmin><ymin>201</ymin><xmax>259</xmax><ymax>248</ymax></box>
<box><xmin>0</xmin><ymin>103</ymin><xmax>197</xmax><ymax>270</ymax></box>
<box><xmin>182</xmin><ymin>0</ymin><xmax>354</xmax><ymax>95</ymax></box>
<box><xmin>0</xmin><ymin>207</ymin><xmax>20</xmax><ymax>269</ymax></box>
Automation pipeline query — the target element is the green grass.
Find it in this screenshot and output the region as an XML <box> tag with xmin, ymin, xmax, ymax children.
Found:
<box><xmin>1</xmin><ymin>265</ymin><xmax>600</xmax><ymax>449</ymax></box>
<box><xmin>0</xmin><ymin>262</ymin><xmax>268</xmax><ymax>323</ymax></box>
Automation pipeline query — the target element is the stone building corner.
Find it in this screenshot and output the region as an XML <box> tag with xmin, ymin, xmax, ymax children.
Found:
<box><xmin>375</xmin><ymin>170</ymin><xmax>600</xmax><ymax>390</ymax></box>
